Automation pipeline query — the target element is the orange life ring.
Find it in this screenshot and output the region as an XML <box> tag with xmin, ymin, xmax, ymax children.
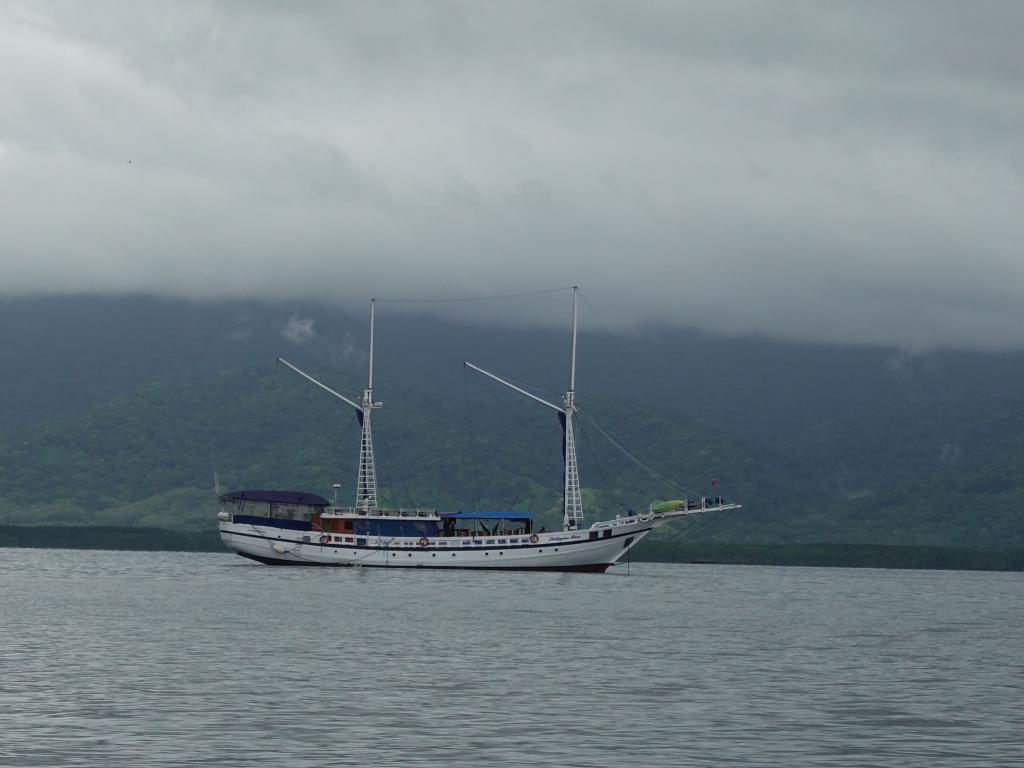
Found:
<box><xmin>529</xmin><ymin>533</ymin><xmax>539</xmax><ymax>544</ymax></box>
<box><xmin>418</xmin><ymin>536</ymin><xmax>430</xmax><ymax>547</ymax></box>
<box><xmin>319</xmin><ymin>534</ymin><xmax>330</xmax><ymax>545</ymax></box>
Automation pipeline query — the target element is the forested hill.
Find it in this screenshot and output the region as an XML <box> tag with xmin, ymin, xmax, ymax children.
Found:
<box><xmin>8</xmin><ymin>294</ymin><xmax>1024</xmax><ymax>438</ymax></box>
<box><xmin>0</xmin><ymin>369</ymin><xmax>804</xmax><ymax>539</ymax></box>
<box><xmin>1</xmin><ymin>294</ymin><xmax>1023</xmax><ymax>548</ymax></box>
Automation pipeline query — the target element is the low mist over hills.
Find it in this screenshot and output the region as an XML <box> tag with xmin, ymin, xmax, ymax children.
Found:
<box><xmin>1</xmin><ymin>295</ymin><xmax>1022</xmax><ymax>548</ymax></box>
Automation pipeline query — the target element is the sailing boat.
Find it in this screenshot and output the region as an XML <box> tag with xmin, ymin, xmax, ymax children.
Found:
<box><xmin>217</xmin><ymin>290</ymin><xmax>739</xmax><ymax>570</ymax></box>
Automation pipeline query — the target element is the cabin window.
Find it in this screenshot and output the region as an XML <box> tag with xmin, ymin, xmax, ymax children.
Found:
<box><xmin>603</xmin><ymin>530</ymin><xmax>612</xmax><ymax>539</ymax></box>
<box><xmin>589</xmin><ymin>531</ymin><xmax>598</xmax><ymax>540</ymax></box>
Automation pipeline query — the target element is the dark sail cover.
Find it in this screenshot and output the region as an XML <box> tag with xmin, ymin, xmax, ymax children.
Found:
<box><xmin>558</xmin><ymin>411</ymin><xmax>567</xmax><ymax>459</ymax></box>
<box><xmin>558</xmin><ymin>411</ymin><xmax>567</xmax><ymax>491</ymax></box>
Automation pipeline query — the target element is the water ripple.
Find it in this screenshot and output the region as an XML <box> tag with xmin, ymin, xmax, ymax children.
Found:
<box><xmin>1</xmin><ymin>549</ymin><xmax>1021</xmax><ymax>767</ymax></box>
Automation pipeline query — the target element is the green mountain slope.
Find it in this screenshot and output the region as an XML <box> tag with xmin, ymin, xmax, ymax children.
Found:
<box><xmin>0</xmin><ymin>367</ymin><xmax>807</xmax><ymax>539</ymax></box>
<box><xmin>1</xmin><ymin>363</ymin><xmax>1022</xmax><ymax>547</ymax></box>
<box><xmin>777</xmin><ymin>398</ymin><xmax>1024</xmax><ymax>546</ymax></box>
<box><xmin>2</xmin><ymin>296</ymin><xmax>1023</xmax><ymax>548</ymax></box>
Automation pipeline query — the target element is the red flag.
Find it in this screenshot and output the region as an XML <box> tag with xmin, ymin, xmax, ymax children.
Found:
<box><xmin>710</xmin><ymin>476</ymin><xmax>718</xmax><ymax>486</ymax></box>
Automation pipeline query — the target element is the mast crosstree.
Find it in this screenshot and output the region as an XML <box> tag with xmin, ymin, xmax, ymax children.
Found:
<box><xmin>278</xmin><ymin>299</ymin><xmax>382</xmax><ymax>512</ymax></box>
<box><xmin>466</xmin><ymin>286</ymin><xmax>584</xmax><ymax>531</ymax></box>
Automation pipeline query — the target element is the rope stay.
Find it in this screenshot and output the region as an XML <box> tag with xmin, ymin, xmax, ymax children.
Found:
<box><xmin>577</xmin><ymin>408</ymin><xmax>695</xmax><ymax>499</ymax></box>
<box><xmin>462</xmin><ymin>365</ymin><xmax>484</xmax><ymax>510</ymax></box>
<box><xmin>375</xmin><ymin>286</ymin><xmax>573</xmax><ymax>304</ymax></box>
<box><xmin>576</xmin><ymin>418</ymin><xmax>632</xmax><ymax>514</ymax></box>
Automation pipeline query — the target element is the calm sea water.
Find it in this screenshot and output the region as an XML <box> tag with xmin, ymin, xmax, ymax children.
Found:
<box><xmin>1</xmin><ymin>549</ymin><xmax>1021</xmax><ymax>767</ymax></box>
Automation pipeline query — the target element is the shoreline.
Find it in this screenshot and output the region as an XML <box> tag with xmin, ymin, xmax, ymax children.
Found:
<box><xmin>634</xmin><ymin>540</ymin><xmax>1024</xmax><ymax>572</ymax></box>
<box><xmin>2</xmin><ymin>525</ymin><xmax>1022</xmax><ymax>572</ymax></box>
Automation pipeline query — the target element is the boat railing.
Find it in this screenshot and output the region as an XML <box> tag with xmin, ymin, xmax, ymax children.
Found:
<box><xmin>644</xmin><ymin>497</ymin><xmax>732</xmax><ymax>514</ymax></box>
<box><xmin>325</xmin><ymin>507</ymin><xmax>439</xmax><ymax>519</ymax></box>
<box><xmin>591</xmin><ymin>512</ymin><xmax>654</xmax><ymax>529</ymax></box>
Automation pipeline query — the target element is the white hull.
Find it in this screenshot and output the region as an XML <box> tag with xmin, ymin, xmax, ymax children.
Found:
<box><xmin>218</xmin><ymin>510</ymin><xmax>713</xmax><ymax>572</ymax></box>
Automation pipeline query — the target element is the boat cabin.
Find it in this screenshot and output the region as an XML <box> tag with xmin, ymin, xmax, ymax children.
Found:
<box><xmin>439</xmin><ymin>512</ymin><xmax>533</xmax><ymax>538</ymax></box>
<box><xmin>221</xmin><ymin>492</ymin><xmax>534</xmax><ymax>540</ymax></box>
<box><xmin>319</xmin><ymin>510</ymin><xmax>533</xmax><ymax>539</ymax></box>
<box><xmin>218</xmin><ymin>490</ymin><xmax>330</xmax><ymax>531</ymax></box>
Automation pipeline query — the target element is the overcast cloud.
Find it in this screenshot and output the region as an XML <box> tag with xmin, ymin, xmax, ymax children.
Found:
<box><xmin>1</xmin><ymin>1</ymin><xmax>1022</xmax><ymax>348</ymax></box>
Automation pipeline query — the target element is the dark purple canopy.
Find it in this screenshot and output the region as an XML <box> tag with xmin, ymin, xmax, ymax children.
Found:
<box><xmin>220</xmin><ymin>490</ymin><xmax>330</xmax><ymax>507</ymax></box>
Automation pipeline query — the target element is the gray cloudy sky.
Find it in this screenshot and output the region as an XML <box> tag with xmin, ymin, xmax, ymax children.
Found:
<box><xmin>2</xmin><ymin>1</ymin><xmax>1022</xmax><ymax>348</ymax></box>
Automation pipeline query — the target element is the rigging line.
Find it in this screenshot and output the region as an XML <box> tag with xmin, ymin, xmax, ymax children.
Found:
<box><xmin>373</xmin><ymin>419</ymin><xmax>419</xmax><ymax>510</ymax></box>
<box><xmin>375</xmin><ymin>286</ymin><xmax>573</xmax><ymax>304</ymax></box>
<box><xmin>664</xmin><ymin>515</ymin><xmax>705</xmax><ymax>544</ymax></box>
<box><xmin>468</xmin><ymin>364</ymin><xmax>561</xmax><ymax>398</ymax></box>
<box><xmin>662</xmin><ymin>520</ymin><xmax>692</xmax><ymax>546</ymax></box>
<box><xmin>492</xmin><ymin>371</ymin><xmax>562</xmax><ymax>398</ymax></box>
<box><xmin>674</xmin><ymin>522</ymin><xmax>722</xmax><ymax>549</ymax></box>
<box><xmin>343</xmin><ymin>406</ymin><xmax>362</xmax><ymax>494</ymax></box>
<box><xmin>672</xmin><ymin>511</ymin><xmax>726</xmax><ymax>543</ymax></box>
<box><xmin>578</xmin><ymin>288</ymin><xmax>615</xmax><ymax>338</ymax></box>
<box><xmin>577</xmin><ymin>418</ymin><xmax>631</xmax><ymax>513</ymax></box>
<box><xmin>655</xmin><ymin>515</ymin><xmax>707</xmax><ymax>549</ymax></box>
<box><xmin>462</xmin><ymin>366</ymin><xmax>484</xmax><ymax>510</ymax></box>
<box><xmin>577</xmin><ymin>409</ymin><xmax>694</xmax><ymax>498</ymax></box>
